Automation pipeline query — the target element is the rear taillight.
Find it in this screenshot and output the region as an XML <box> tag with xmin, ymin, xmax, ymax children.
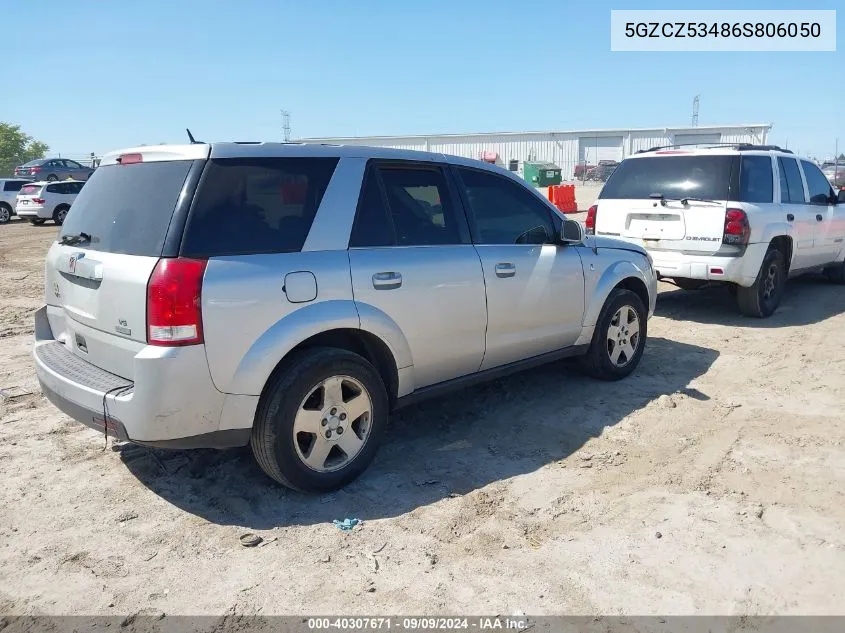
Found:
<box><xmin>147</xmin><ymin>258</ymin><xmax>207</xmax><ymax>346</ymax></box>
<box><xmin>31</xmin><ymin>166</ymin><xmax>42</xmax><ymax>173</ymax></box>
<box><xmin>32</xmin><ymin>198</ymin><xmax>45</xmax><ymax>204</ymax></box>
<box><xmin>723</xmin><ymin>208</ymin><xmax>750</xmax><ymax>245</ymax></box>
<box><xmin>585</xmin><ymin>205</ymin><xmax>598</xmax><ymax>234</ymax></box>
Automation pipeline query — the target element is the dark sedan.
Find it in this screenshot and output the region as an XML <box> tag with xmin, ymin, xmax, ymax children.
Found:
<box><xmin>14</xmin><ymin>158</ymin><xmax>95</xmax><ymax>182</ymax></box>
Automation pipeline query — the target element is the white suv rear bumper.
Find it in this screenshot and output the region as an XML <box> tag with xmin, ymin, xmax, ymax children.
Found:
<box><xmin>32</xmin><ymin>306</ymin><xmax>256</xmax><ymax>448</ymax></box>
<box><xmin>611</xmin><ymin>241</ymin><xmax>769</xmax><ymax>287</ymax></box>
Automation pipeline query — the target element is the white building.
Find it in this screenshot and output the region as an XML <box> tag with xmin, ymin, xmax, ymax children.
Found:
<box><xmin>303</xmin><ymin>123</ymin><xmax>772</xmax><ymax>180</ymax></box>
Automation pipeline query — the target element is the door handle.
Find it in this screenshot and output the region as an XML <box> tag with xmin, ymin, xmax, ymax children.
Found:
<box><xmin>495</xmin><ymin>262</ymin><xmax>516</xmax><ymax>278</ymax></box>
<box><xmin>786</xmin><ymin>213</ymin><xmax>794</xmax><ymax>222</ymax></box>
<box><xmin>816</xmin><ymin>214</ymin><xmax>824</xmax><ymax>222</ymax></box>
<box><xmin>372</xmin><ymin>271</ymin><xmax>402</xmax><ymax>290</ymax></box>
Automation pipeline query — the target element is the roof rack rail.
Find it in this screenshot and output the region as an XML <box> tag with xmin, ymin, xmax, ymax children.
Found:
<box><xmin>635</xmin><ymin>142</ymin><xmax>793</xmax><ymax>154</ymax></box>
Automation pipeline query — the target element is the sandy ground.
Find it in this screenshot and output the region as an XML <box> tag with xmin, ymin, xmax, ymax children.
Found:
<box><xmin>1</xmin><ymin>217</ymin><xmax>845</xmax><ymax>617</ymax></box>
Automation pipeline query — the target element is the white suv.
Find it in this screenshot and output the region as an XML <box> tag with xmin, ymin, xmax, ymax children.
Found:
<box><xmin>587</xmin><ymin>144</ymin><xmax>845</xmax><ymax>317</ymax></box>
<box><xmin>15</xmin><ymin>180</ymin><xmax>84</xmax><ymax>225</ymax></box>
<box><xmin>0</xmin><ymin>178</ymin><xmax>30</xmax><ymax>224</ymax></box>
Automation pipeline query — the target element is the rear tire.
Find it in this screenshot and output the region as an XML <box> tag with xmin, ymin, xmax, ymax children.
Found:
<box><xmin>736</xmin><ymin>246</ymin><xmax>786</xmax><ymax>318</ymax></box>
<box><xmin>46</xmin><ymin>174</ymin><xmax>58</xmax><ymax>182</ymax></box>
<box><xmin>53</xmin><ymin>205</ymin><xmax>69</xmax><ymax>225</ymax></box>
<box><xmin>0</xmin><ymin>204</ymin><xmax>11</xmax><ymax>224</ymax></box>
<box><xmin>825</xmin><ymin>260</ymin><xmax>845</xmax><ymax>284</ymax></box>
<box><xmin>29</xmin><ymin>218</ymin><xmax>46</xmax><ymax>226</ymax></box>
<box><xmin>251</xmin><ymin>347</ymin><xmax>389</xmax><ymax>493</ymax></box>
<box><xmin>579</xmin><ymin>288</ymin><xmax>647</xmax><ymax>381</ymax></box>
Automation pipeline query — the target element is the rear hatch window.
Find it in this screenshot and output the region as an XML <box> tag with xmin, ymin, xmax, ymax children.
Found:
<box><xmin>58</xmin><ymin>161</ymin><xmax>193</xmax><ymax>256</ymax></box>
<box><xmin>19</xmin><ymin>184</ymin><xmax>43</xmax><ymax>196</ymax></box>
<box><xmin>600</xmin><ymin>155</ymin><xmax>734</xmax><ymax>201</ymax></box>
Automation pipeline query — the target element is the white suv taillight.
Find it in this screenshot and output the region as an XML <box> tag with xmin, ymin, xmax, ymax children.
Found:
<box><xmin>147</xmin><ymin>258</ymin><xmax>207</xmax><ymax>346</ymax></box>
<box><xmin>722</xmin><ymin>208</ymin><xmax>750</xmax><ymax>246</ymax></box>
<box><xmin>585</xmin><ymin>204</ymin><xmax>598</xmax><ymax>235</ymax></box>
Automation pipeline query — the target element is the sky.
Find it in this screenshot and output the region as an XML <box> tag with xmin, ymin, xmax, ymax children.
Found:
<box><xmin>3</xmin><ymin>0</ymin><xmax>843</xmax><ymax>159</ymax></box>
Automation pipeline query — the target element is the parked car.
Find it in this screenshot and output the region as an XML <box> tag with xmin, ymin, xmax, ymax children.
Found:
<box><xmin>588</xmin><ymin>161</ymin><xmax>619</xmax><ymax>182</ymax></box>
<box><xmin>32</xmin><ymin>142</ymin><xmax>657</xmax><ymax>492</ymax></box>
<box><xmin>14</xmin><ymin>158</ymin><xmax>95</xmax><ymax>182</ymax></box>
<box><xmin>15</xmin><ymin>180</ymin><xmax>84</xmax><ymax>225</ymax></box>
<box><xmin>574</xmin><ymin>163</ymin><xmax>595</xmax><ymax>179</ymax></box>
<box><xmin>0</xmin><ymin>178</ymin><xmax>31</xmax><ymax>224</ymax></box>
<box><xmin>586</xmin><ymin>144</ymin><xmax>845</xmax><ymax>318</ymax></box>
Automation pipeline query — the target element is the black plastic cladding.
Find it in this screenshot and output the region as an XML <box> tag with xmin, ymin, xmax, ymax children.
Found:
<box><xmin>160</xmin><ymin>159</ymin><xmax>208</xmax><ymax>258</ymax></box>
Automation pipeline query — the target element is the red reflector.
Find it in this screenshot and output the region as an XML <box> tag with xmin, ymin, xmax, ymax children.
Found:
<box><xmin>710</xmin><ymin>267</ymin><xmax>724</xmax><ymax>275</ymax></box>
<box><xmin>585</xmin><ymin>204</ymin><xmax>598</xmax><ymax>234</ymax></box>
<box><xmin>147</xmin><ymin>258</ymin><xmax>207</xmax><ymax>346</ymax></box>
<box><xmin>118</xmin><ymin>153</ymin><xmax>143</xmax><ymax>164</ymax></box>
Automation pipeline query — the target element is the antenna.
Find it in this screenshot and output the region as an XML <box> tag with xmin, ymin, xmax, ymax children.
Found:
<box><xmin>281</xmin><ymin>110</ymin><xmax>291</xmax><ymax>142</ymax></box>
<box><xmin>691</xmin><ymin>95</ymin><xmax>700</xmax><ymax>127</ymax></box>
<box><xmin>186</xmin><ymin>128</ymin><xmax>203</xmax><ymax>144</ymax></box>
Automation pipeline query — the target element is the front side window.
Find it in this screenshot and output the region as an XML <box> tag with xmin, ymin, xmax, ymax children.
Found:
<box><xmin>778</xmin><ymin>157</ymin><xmax>806</xmax><ymax>204</ymax></box>
<box><xmin>739</xmin><ymin>156</ymin><xmax>774</xmax><ymax>204</ymax></box>
<box><xmin>181</xmin><ymin>157</ymin><xmax>338</xmax><ymax>257</ymax></box>
<box><xmin>801</xmin><ymin>160</ymin><xmax>833</xmax><ymax>205</ymax></box>
<box><xmin>456</xmin><ymin>168</ymin><xmax>554</xmax><ymax>245</ymax></box>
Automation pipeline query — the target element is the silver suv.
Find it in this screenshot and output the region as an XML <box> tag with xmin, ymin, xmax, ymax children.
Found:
<box><xmin>33</xmin><ymin>142</ymin><xmax>657</xmax><ymax>492</ymax></box>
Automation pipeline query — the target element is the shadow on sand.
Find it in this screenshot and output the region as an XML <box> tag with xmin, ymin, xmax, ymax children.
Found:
<box><xmin>118</xmin><ymin>336</ymin><xmax>718</xmax><ymax>529</ymax></box>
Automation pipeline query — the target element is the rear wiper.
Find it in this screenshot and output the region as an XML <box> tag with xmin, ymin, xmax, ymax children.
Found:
<box><xmin>679</xmin><ymin>196</ymin><xmax>720</xmax><ymax>206</ymax></box>
<box><xmin>59</xmin><ymin>232</ymin><xmax>91</xmax><ymax>246</ymax></box>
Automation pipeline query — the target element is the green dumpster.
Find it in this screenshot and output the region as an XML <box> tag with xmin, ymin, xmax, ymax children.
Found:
<box><xmin>523</xmin><ymin>161</ymin><xmax>562</xmax><ymax>186</ymax></box>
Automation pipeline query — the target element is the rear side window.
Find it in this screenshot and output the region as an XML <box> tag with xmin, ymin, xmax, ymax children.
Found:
<box><xmin>739</xmin><ymin>156</ymin><xmax>773</xmax><ymax>203</ymax></box>
<box><xmin>600</xmin><ymin>155</ymin><xmax>733</xmax><ymax>201</ymax></box>
<box><xmin>59</xmin><ymin>160</ymin><xmax>193</xmax><ymax>256</ymax></box>
<box><xmin>801</xmin><ymin>160</ymin><xmax>833</xmax><ymax>204</ymax></box>
<box><xmin>3</xmin><ymin>181</ymin><xmax>25</xmax><ymax>192</ymax></box>
<box><xmin>20</xmin><ymin>184</ymin><xmax>42</xmax><ymax>196</ymax></box>
<box><xmin>46</xmin><ymin>183</ymin><xmax>64</xmax><ymax>194</ymax></box>
<box><xmin>379</xmin><ymin>166</ymin><xmax>461</xmax><ymax>246</ymax></box>
<box><xmin>778</xmin><ymin>157</ymin><xmax>806</xmax><ymax>203</ymax></box>
<box><xmin>349</xmin><ymin>171</ymin><xmax>393</xmax><ymax>247</ymax></box>
<box><xmin>181</xmin><ymin>158</ymin><xmax>338</xmax><ymax>257</ymax></box>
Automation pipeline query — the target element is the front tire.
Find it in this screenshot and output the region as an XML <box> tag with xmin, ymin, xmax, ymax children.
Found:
<box><xmin>251</xmin><ymin>347</ymin><xmax>389</xmax><ymax>493</ymax></box>
<box><xmin>0</xmin><ymin>204</ymin><xmax>11</xmax><ymax>224</ymax></box>
<box><xmin>736</xmin><ymin>246</ymin><xmax>785</xmax><ymax>318</ymax></box>
<box><xmin>579</xmin><ymin>288</ymin><xmax>647</xmax><ymax>381</ymax></box>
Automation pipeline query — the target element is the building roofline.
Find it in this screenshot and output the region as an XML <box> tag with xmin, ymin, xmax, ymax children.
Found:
<box><xmin>302</xmin><ymin>123</ymin><xmax>773</xmax><ymax>142</ymax></box>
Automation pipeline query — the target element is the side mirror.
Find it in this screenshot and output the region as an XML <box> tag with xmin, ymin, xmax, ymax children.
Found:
<box><xmin>838</xmin><ymin>189</ymin><xmax>845</xmax><ymax>205</ymax></box>
<box><xmin>560</xmin><ymin>218</ymin><xmax>585</xmax><ymax>244</ymax></box>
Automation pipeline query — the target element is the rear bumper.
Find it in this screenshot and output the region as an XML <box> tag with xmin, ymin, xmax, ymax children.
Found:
<box><xmin>16</xmin><ymin>205</ymin><xmax>50</xmax><ymax>219</ymax></box>
<box><xmin>33</xmin><ymin>306</ymin><xmax>253</xmax><ymax>449</ymax></box>
<box><xmin>610</xmin><ymin>240</ymin><xmax>768</xmax><ymax>287</ymax></box>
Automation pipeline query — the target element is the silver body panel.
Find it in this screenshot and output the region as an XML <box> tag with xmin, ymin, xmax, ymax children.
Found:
<box><xmin>35</xmin><ymin>143</ymin><xmax>657</xmax><ymax>446</ymax></box>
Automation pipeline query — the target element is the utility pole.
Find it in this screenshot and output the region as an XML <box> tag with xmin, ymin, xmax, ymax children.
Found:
<box><xmin>281</xmin><ymin>110</ymin><xmax>291</xmax><ymax>142</ymax></box>
<box><xmin>691</xmin><ymin>95</ymin><xmax>700</xmax><ymax>127</ymax></box>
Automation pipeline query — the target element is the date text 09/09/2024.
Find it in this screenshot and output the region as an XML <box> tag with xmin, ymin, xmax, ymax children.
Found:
<box><xmin>307</xmin><ymin>617</ymin><xmax>529</xmax><ymax>631</ymax></box>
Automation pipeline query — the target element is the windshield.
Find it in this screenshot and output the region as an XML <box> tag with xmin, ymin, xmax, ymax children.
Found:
<box><xmin>58</xmin><ymin>160</ymin><xmax>194</xmax><ymax>256</ymax></box>
<box><xmin>600</xmin><ymin>155</ymin><xmax>734</xmax><ymax>201</ymax></box>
